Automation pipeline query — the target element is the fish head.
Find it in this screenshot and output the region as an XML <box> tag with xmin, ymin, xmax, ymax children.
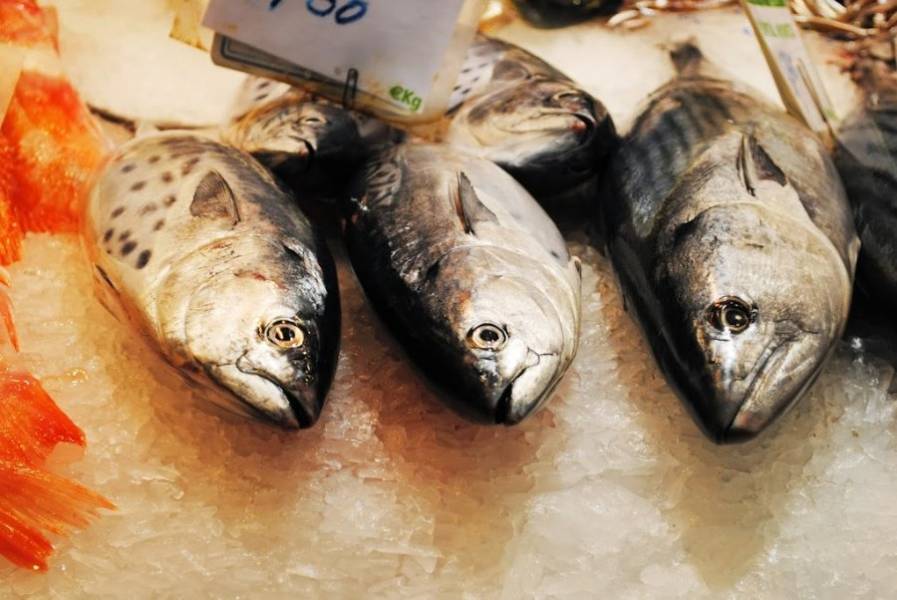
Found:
<box><xmin>448</xmin><ymin>79</ymin><xmax>605</xmax><ymax>192</ymax></box>
<box><xmin>181</xmin><ymin>241</ymin><xmax>337</xmax><ymax>429</ymax></box>
<box><xmin>229</xmin><ymin>98</ymin><xmax>362</xmax><ymax>174</ymax></box>
<box><xmin>657</xmin><ymin>137</ymin><xmax>851</xmax><ymax>442</ymax></box>
<box><xmin>425</xmin><ymin>245</ymin><xmax>578</xmax><ymax>424</ymax></box>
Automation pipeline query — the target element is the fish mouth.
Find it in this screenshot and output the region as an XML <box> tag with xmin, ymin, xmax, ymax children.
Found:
<box><xmin>493</xmin><ymin>350</ymin><xmax>562</xmax><ymax>425</ymax></box>
<box><xmin>571</xmin><ymin>112</ymin><xmax>596</xmax><ymax>138</ymax></box>
<box><xmin>501</xmin><ymin>110</ymin><xmax>595</xmax><ymax>137</ymax></box>
<box><xmin>235</xmin><ymin>356</ymin><xmax>320</xmax><ymax>428</ymax></box>
<box><xmin>702</xmin><ymin>331</ymin><xmax>825</xmax><ymax>444</ymax></box>
<box><xmin>203</xmin><ymin>360</ymin><xmax>319</xmax><ymax>430</ymax></box>
<box><xmin>255</xmin><ymin>138</ymin><xmax>315</xmax><ymax>173</ymax></box>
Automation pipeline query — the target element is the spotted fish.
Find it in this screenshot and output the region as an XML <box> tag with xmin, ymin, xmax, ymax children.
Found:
<box><xmin>444</xmin><ymin>35</ymin><xmax>616</xmax><ymax>203</ymax></box>
<box><xmin>84</xmin><ymin>133</ymin><xmax>340</xmax><ymax>429</ymax></box>
<box><xmin>345</xmin><ymin>142</ymin><xmax>581</xmax><ymax>424</ymax></box>
<box><xmin>601</xmin><ymin>43</ymin><xmax>858</xmax><ymax>443</ymax></box>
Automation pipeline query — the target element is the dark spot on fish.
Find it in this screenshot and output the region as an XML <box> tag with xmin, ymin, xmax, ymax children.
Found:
<box><xmin>254</xmin><ymin>94</ymin><xmax>267</xmax><ymax>102</ymax></box>
<box><xmin>452</xmin><ymin>84</ymin><xmax>461</xmax><ymax>92</ymax></box>
<box><xmin>136</xmin><ymin>250</ymin><xmax>151</xmax><ymax>269</ymax></box>
<box><xmin>259</xmin><ymin>81</ymin><xmax>271</xmax><ymax>89</ymax></box>
<box><xmin>121</xmin><ymin>164</ymin><xmax>136</xmax><ymax>173</ymax></box>
<box><xmin>461</xmin><ymin>87</ymin><xmax>472</xmax><ymax>96</ymax></box>
<box><xmin>111</xmin><ymin>207</ymin><xmax>125</xmax><ymax>218</ymax></box>
<box><xmin>461</xmin><ymin>67</ymin><xmax>471</xmax><ymax>74</ymax></box>
<box><xmin>131</xmin><ymin>181</ymin><xmax>146</xmax><ymax>192</ymax></box>
<box><xmin>164</xmin><ymin>194</ymin><xmax>177</xmax><ymax>207</ymax></box>
<box><xmin>182</xmin><ymin>157</ymin><xmax>200</xmax><ymax>176</ymax></box>
<box><xmin>148</xmin><ymin>155</ymin><xmax>160</xmax><ymax>164</ymax></box>
<box><xmin>140</xmin><ymin>203</ymin><xmax>158</xmax><ymax>216</ymax></box>
<box><xmin>550</xmin><ymin>250</ymin><xmax>560</xmax><ymax>260</ymax></box>
<box><xmin>153</xmin><ymin>219</ymin><xmax>165</xmax><ymax>231</ymax></box>
<box><xmin>161</xmin><ymin>172</ymin><xmax>173</xmax><ymax>183</ymax></box>
<box><xmin>118</xmin><ymin>230</ymin><xmax>131</xmax><ymax>242</ymax></box>
<box><xmin>103</xmin><ymin>229</ymin><xmax>114</xmax><ymax>242</ymax></box>
<box><xmin>478</xmin><ymin>62</ymin><xmax>489</xmax><ymax>69</ymax></box>
<box><xmin>121</xmin><ymin>240</ymin><xmax>137</xmax><ymax>256</ymax></box>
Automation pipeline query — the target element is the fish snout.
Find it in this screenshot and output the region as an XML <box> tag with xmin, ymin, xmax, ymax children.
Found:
<box><xmin>206</xmin><ymin>355</ymin><xmax>324</xmax><ymax>429</ymax></box>
<box><xmin>692</xmin><ymin>333</ymin><xmax>829</xmax><ymax>443</ymax></box>
<box><xmin>462</xmin><ymin>349</ymin><xmax>560</xmax><ymax>426</ymax></box>
<box><xmin>497</xmin><ymin>350</ymin><xmax>561</xmax><ymax>425</ymax></box>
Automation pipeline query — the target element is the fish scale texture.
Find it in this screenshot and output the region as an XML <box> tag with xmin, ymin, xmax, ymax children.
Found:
<box><xmin>2</xmin><ymin>233</ymin><xmax>896</xmax><ymax>598</ymax></box>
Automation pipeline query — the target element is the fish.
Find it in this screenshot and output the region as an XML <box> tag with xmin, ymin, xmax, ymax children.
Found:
<box><xmin>344</xmin><ymin>142</ymin><xmax>581</xmax><ymax>424</ymax></box>
<box><xmin>223</xmin><ymin>76</ymin><xmax>403</xmax><ymax>198</ymax></box>
<box><xmin>443</xmin><ymin>34</ymin><xmax>616</xmax><ymax>203</ymax></box>
<box><xmin>600</xmin><ymin>42</ymin><xmax>858</xmax><ymax>443</ymax></box>
<box><xmin>832</xmin><ymin>60</ymin><xmax>897</xmax><ymax>310</ymax></box>
<box><xmin>0</xmin><ymin>0</ymin><xmax>113</xmax><ymax>571</ymax></box>
<box><xmin>84</xmin><ymin>133</ymin><xmax>341</xmax><ymax>429</ymax></box>
<box><xmin>511</xmin><ymin>0</ymin><xmax>622</xmax><ymax>28</ymax></box>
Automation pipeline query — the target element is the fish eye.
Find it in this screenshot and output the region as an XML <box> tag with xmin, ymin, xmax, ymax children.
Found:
<box><xmin>468</xmin><ymin>323</ymin><xmax>508</xmax><ymax>350</ymax></box>
<box><xmin>707</xmin><ymin>297</ymin><xmax>756</xmax><ymax>334</ymax></box>
<box><xmin>265</xmin><ymin>319</ymin><xmax>306</xmax><ymax>349</ymax></box>
<box><xmin>302</xmin><ymin>116</ymin><xmax>325</xmax><ymax>125</ymax></box>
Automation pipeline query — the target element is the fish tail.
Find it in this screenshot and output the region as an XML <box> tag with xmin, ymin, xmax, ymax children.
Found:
<box><xmin>0</xmin><ymin>367</ymin><xmax>114</xmax><ymax>570</ymax></box>
<box><xmin>669</xmin><ymin>39</ymin><xmax>705</xmax><ymax>77</ymax></box>
<box><xmin>0</xmin><ymin>462</ymin><xmax>114</xmax><ymax>571</ymax></box>
<box><xmin>0</xmin><ymin>368</ymin><xmax>85</xmax><ymax>466</ymax></box>
<box><xmin>0</xmin><ymin>140</ymin><xmax>24</xmax><ymax>266</ymax></box>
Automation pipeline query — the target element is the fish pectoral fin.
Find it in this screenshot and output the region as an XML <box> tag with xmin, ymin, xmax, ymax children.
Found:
<box><xmin>191</xmin><ymin>170</ymin><xmax>241</xmax><ymax>225</ymax></box>
<box><xmin>453</xmin><ymin>172</ymin><xmax>498</xmax><ymax>235</ymax></box>
<box><xmin>737</xmin><ymin>134</ymin><xmax>788</xmax><ymax>196</ymax></box>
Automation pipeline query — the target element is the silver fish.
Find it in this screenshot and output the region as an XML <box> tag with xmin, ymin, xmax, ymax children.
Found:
<box><xmin>602</xmin><ymin>43</ymin><xmax>858</xmax><ymax>443</ymax></box>
<box><xmin>444</xmin><ymin>35</ymin><xmax>616</xmax><ymax>201</ymax></box>
<box><xmin>345</xmin><ymin>142</ymin><xmax>581</xmax><ymax>424</ymax></box>
<box><xmin>84</xmin><ymin>133</ymin><xmax>341</xmax><ymax>429</ymax></box>
<box><xmin>224</xmin><ymin>76</ymin><xmax>402</xmax><ymax>195</ymax></box>
<box><xmin>833</xmin><ymin>60</ymin><xmax>897</xmax><ymax>309</ymax></box>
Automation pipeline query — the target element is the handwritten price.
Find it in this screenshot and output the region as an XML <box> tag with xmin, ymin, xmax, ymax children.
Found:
<box><xmin>269</xmin><ymin>0</ymin><xmax>368</xmax><ymax>25</ymax></box>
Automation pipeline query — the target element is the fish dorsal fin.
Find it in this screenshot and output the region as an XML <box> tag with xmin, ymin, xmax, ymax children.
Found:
<box><xmin>191</xmin><ymin>171</ymin><xmax>240</xmax><ymax>224</ymax></box>
<box><xmin>453</xmin><ymin>172</ymin><xmax>498</xmax><ymax>235</ymax></box>
<box><xmin>737</xmin><ymin>134</ymin><xmax>787</xmax><ymax>196</ymax></box>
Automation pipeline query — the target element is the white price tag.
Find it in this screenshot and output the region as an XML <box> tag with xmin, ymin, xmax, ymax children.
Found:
<box><xmin>203</xmin><ymin>0</ymin><xmax>476</xmax><ymax>118</ymax></box>
<box><xmin>741</xmin><ymin>0</ymin><xmax>836</xmax><ymax>137</ymax></box>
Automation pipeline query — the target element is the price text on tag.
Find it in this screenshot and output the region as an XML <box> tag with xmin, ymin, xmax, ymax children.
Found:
<box><xmin>203</xmin><ymin>0</ymin><xmax>469</xmax><ymax>113</ymax></box>
<box><xmin>740</xmin><ymin>0</ymin><xmax>836</xmax><ymax>136</ymax></box>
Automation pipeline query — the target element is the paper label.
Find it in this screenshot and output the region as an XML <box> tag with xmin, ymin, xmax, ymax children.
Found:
<box><xmin>741</xmin><ymin>0</ymin><xmax>836</xmax><ymax>135</ymax></box>
<box><xmin>203</xmin><ymin>0</ymin><xmax>469</xmax><ymax>114</ymax></box>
